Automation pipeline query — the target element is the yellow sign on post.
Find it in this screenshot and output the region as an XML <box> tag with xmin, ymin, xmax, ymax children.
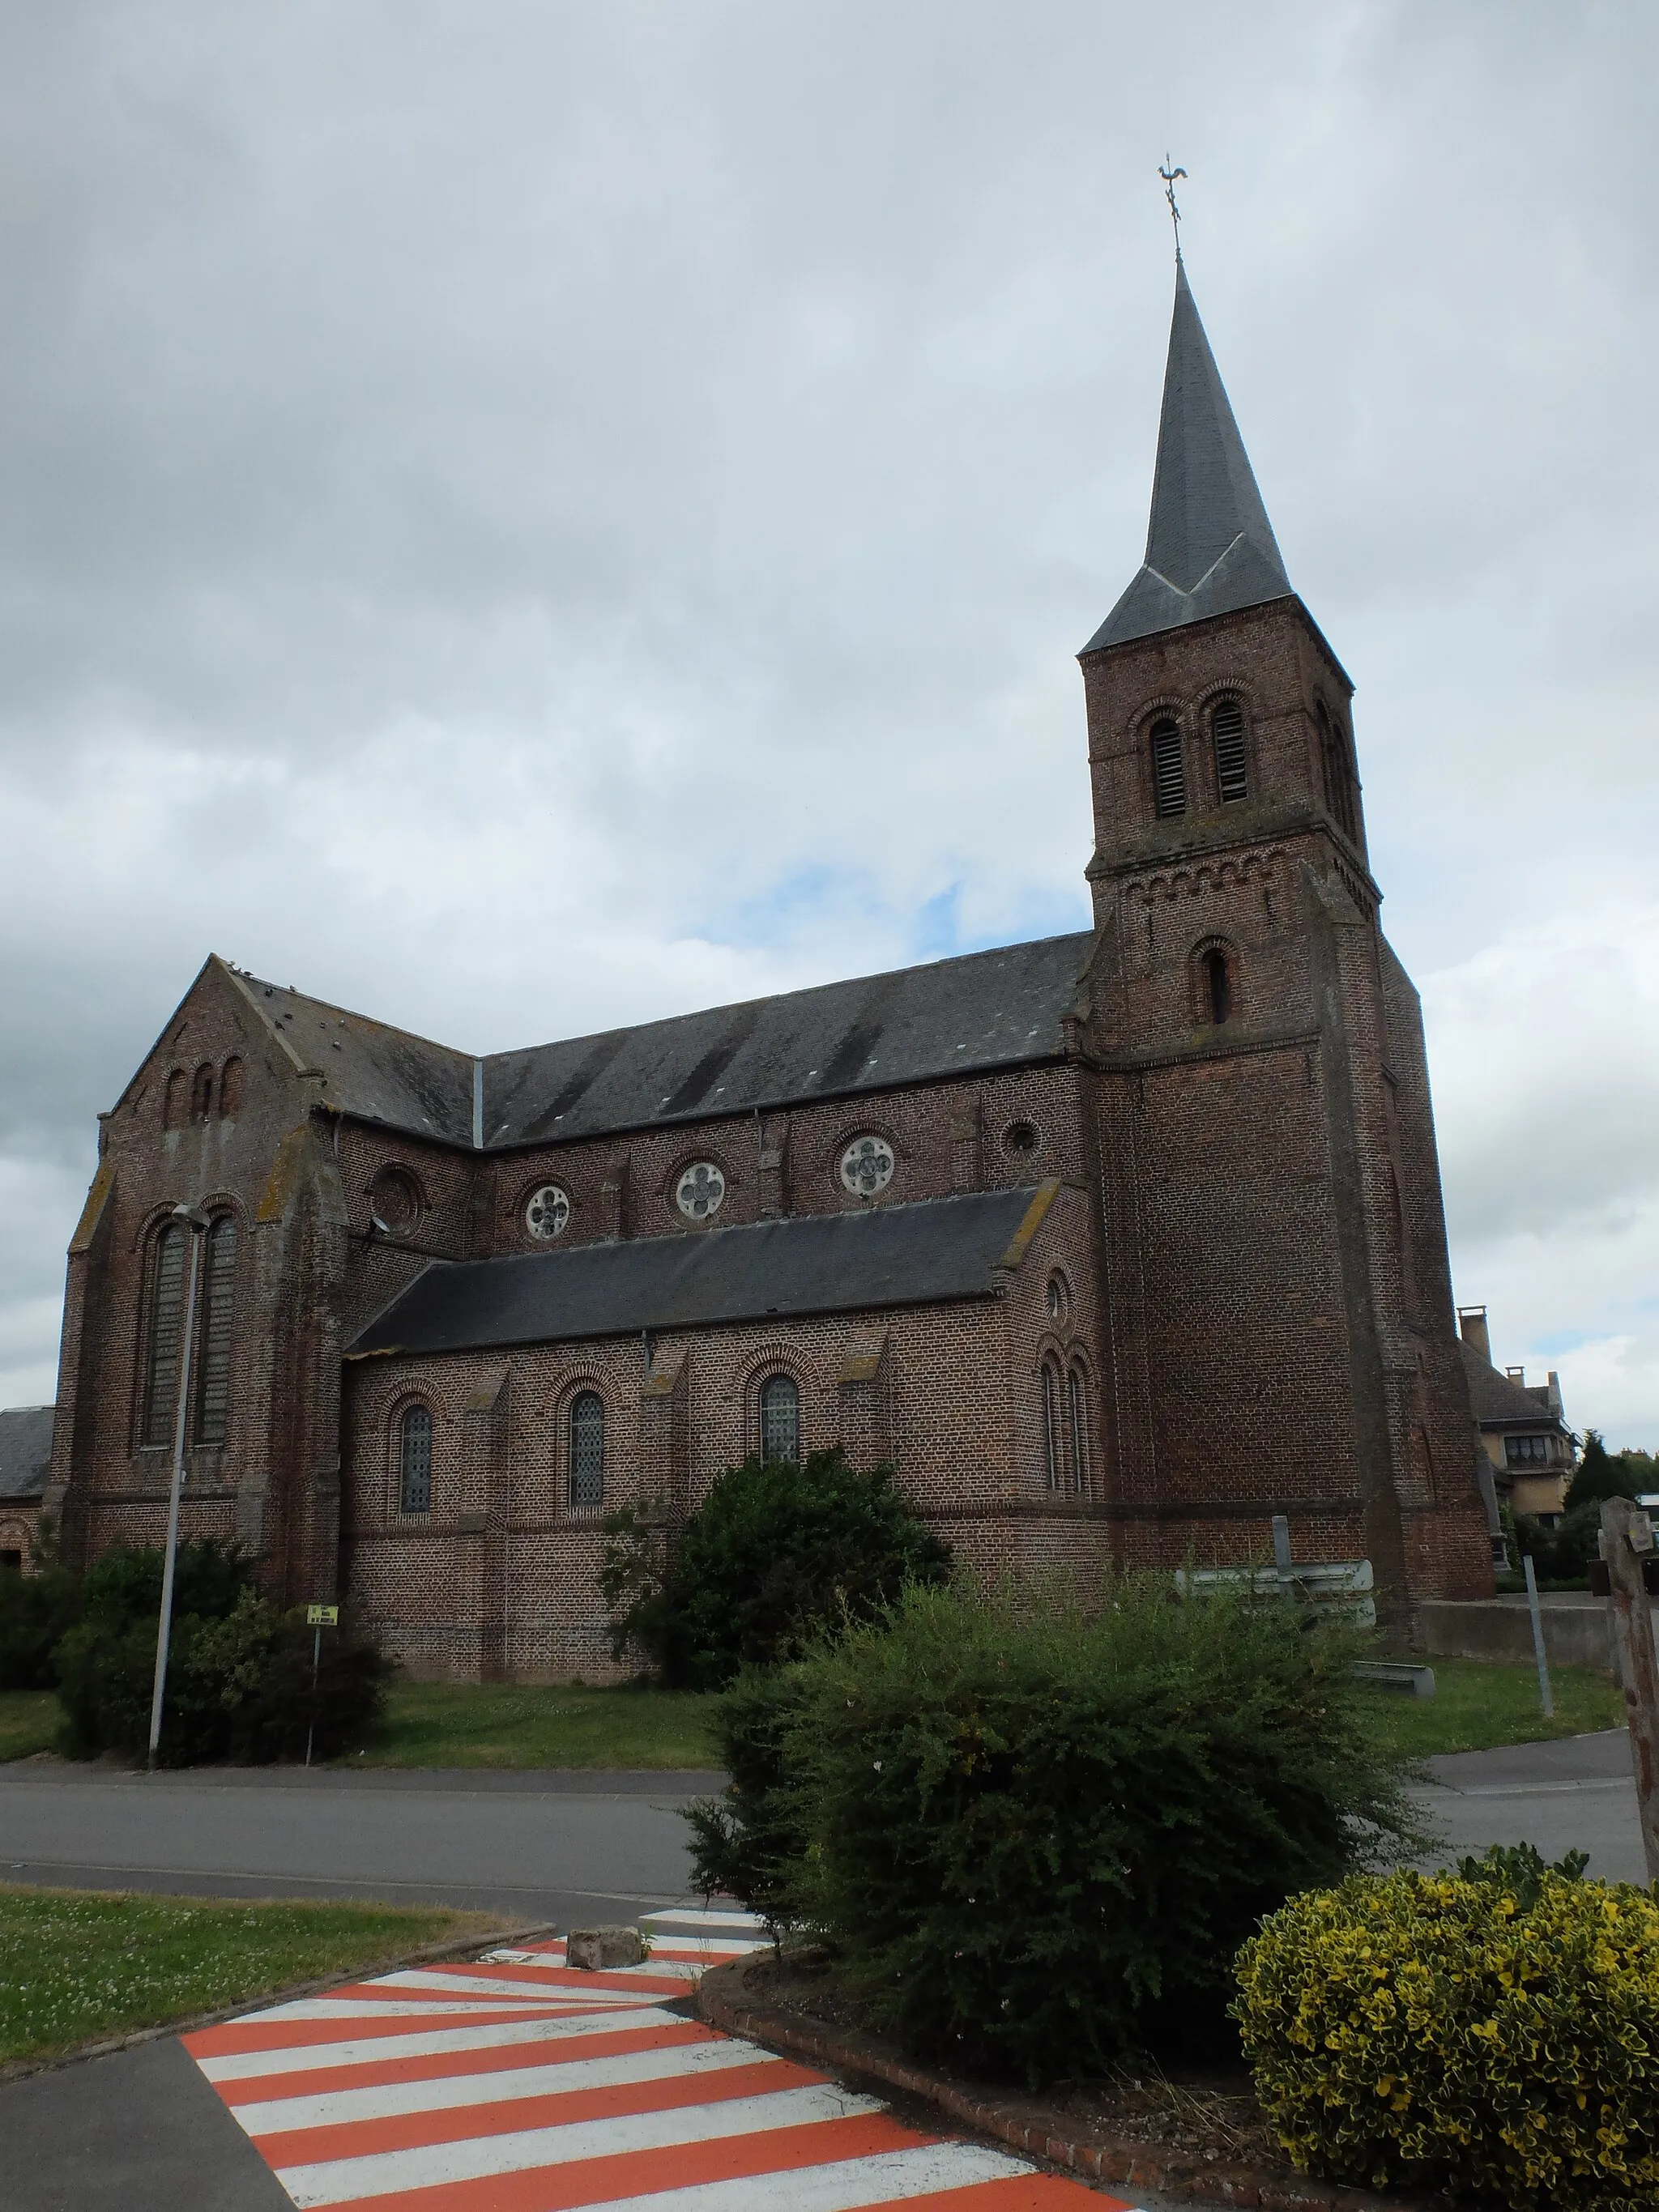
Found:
<box><xmin>305</xmin><ymin>1604</ymin><xmax>339</xmax><ymax>1627</ymax></box>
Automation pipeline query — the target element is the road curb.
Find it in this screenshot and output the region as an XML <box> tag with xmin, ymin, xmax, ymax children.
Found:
<box><xmin>696</xmin><ymin>1958</ymin><xmax>1446</xmax><ymax>2212</ymax></box>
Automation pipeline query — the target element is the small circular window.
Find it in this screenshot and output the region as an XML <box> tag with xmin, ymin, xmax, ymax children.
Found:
<box><xmin>1004</xmin><ymin>1120</ymin><xmax>1039</xmax><ymax>1155</ymax></box>
<box><xmin>369</xmin><ymin>1167</ymin><xmax>421</xmax><ymax>1234</ymax></box>
<box><xmin>676</xmin><ymin>1161</ymin><xmax>727</xmax><ymax>1221</ymax></box>
<box><xmin>524</xmin><ymin>1184</ymin><xmax>570</xmax><ymax>1240</ymax></box>
<box><xmin>1046</xmin><ymin>1272</ymin><xmax>1070</xmax><ymax>1324</ymax></box>
<box><xmin>839</xmin><ymin>1134</ymin><xmax>895</xmax><ymax>1197</ymax></box>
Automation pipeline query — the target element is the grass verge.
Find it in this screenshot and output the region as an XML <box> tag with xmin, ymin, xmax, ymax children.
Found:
<box><xmin>0</xmin><ymin>1885</ymin><xmax>501</xmax><ymax>2066</ymax></box>
<box><xmin>0</xmin><ymin>1690</ymin><xmax>59</xmax><ymax>1762</ymax></box>
<box><xmin>350</xmin><ymin>1679</ymin><xmax>721</xmax><ymax>1769</ymax></box>
<box><xmin>1359</xmin><ymin>1655</ymin><xmax>1624</xmax><ymax>1758</ymax></box>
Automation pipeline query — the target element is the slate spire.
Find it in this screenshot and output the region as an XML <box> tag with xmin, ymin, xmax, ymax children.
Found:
<box><xmin>1082</xmin><ymin>259</ymin><xmax>1293</xmax><ymax>654</ymax></box>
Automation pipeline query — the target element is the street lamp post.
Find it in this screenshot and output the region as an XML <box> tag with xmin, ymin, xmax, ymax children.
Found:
<box><xmin>148</xmin><ymin>1202</ymin><xmax>209</xmax><ymax>1770</ymax></box>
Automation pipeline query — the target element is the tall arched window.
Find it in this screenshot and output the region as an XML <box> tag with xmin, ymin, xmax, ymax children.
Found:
<box><xmin>1041</xmin><ymin>1361</ymin><xmax>1063</xmax><ymax>1490</ymax></box>
<box><xmin>1319</xmin><ymin>707</ymin><xmax>1358</xmax><ymax>841</ymax></box>
<box><xmin>759</xmin><ymin>1374</ymin><xmax>800</xmax><ymax>1465</ymax></box>
<box><xmin>1203</xmin><ymin>946</ymin><xmax>1232</xmax><ymax>1025</ymax></box>
<box><xmin>399</xmin><ymin>1405</ymin><xmax>433</xmax><ymax>1514</ymax></box>
<box><xmin>569</xmin><ymin>1391</ymin><xmax>605</xmax><ymax>1509</ymax></box>
<box><xmin>190</xmin><ymin>1064</ymin><xmax>215</xmax><ymax>1123</ymax></box>
<box><xmin>164</xmin><ymin>1071</ymin><xmax>187</xmax><ymax>1130</ymax></box>
<box><xmin>218</xmin><ymin>1057</ymin><xmax>244</xmax><ymax>1118</ymax></box>
<box><xmin>1068</xmin><ymin>1364</ymin><xmax>1092</xmax><ymax>1498</ymax></box>
<box><xmin>194</xmin><ymin>1215</ymin><xmax>238</xmax><ymax>1446</ymax></box>
<box><xmin>1211</xmin><ymin>697</ymin><xmax>1247</xmax><ymax>803</ymax></box>
<box><xmin>1149</xmin><ymin>718</ymin><xmax>1186</xmax><ymax>819</ymax></box>
<box><xmin>140</xmin><ymin>1222</ymin><xmax>188</xmax><ymax>1447</ymax></box>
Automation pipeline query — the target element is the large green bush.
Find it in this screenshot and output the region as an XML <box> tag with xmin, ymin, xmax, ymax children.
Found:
<box><xmin>1235</xmin><ymin>1847</ymin><xmax>1659</xmax><ymax>2209</ymax></box>
<box><xmin>603</xmin><ymin>1449</ymin><xmax>949</xmax><ymax>1689</ymax></box>
<box><xmin>689</xmin><ymin>1578</ymin><xmax>1418</xmax><ymax>2082</ymax></box>
<box><xmin>684</xmin><ymin>1664</ymin><xmax>812</xmax><ymax>1925</ymax></box>
<box><xmin>0</xmin><ymin>1522</ymin><xmax>82</xmax><ymax>1690</ymax></box>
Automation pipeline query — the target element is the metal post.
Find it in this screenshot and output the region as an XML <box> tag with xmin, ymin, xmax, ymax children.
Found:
<box><xmin>148</xmin><ymin>1204</ymin><xmax>208</xmax><ymax>1769</ymax></box>
<box><xmin>1522</xmin><ymin>1552</ymin><xmax>1554</xmax><ymax>1719</ymax></box>
<box><xmin>1601</xmin><ymin>1498</ymin><xmax>1659</xmax><ymax>1885</ymax></box>
<box><xmin>305</xmin><ymin>1625</ymin><xmax>322</xmax><ymax>1770</ymax></box>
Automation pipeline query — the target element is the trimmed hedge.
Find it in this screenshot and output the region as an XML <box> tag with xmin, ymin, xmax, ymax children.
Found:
<box><xmin>688</xmin><ymin>1578</ymin><xmax>1420</xmax><ymax>2082</ymax></box>
<box><xmin>1234</xmin><ymin>1847</ymin><xmax>1659</xmax><ymax>2209</ymax></box>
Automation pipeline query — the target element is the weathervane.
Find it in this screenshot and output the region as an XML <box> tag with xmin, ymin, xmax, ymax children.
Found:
<box><xmin>1159</xmin><ymin>156</ymin><xmax>1187</xmax><ymax>261</ymax></box>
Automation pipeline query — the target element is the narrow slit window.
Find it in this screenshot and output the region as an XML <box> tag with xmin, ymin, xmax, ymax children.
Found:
<box><xmin>1320</xmin><ymin>709</ymin><xmax>1358</xmax><ymax>841</ymax></box>
<box><xmin>399</xmin><ymin>1405</ymin><xmax>433</xmax><ymax>1515</ymax></box>
<box><xmin>194</xmin><ymin>1216</ymin><xmax>238</xmax><ymax>1446</ymax></box>
<box><xmin>1150</xmin><ymin>718</ymin><xmax>1186</xmax><ymax>819</ymax></box>
<box><xmin>760</xmin><ymin>1374</ymin><xmax>800</xmax><ymax>1465</ymax></box>
<box><xmin>1204</xmin><ymin>948</ymin><xmax>1232</xmax><ymax>1025</ymax></box>
<box><xmin>1041</xmin><ymin>1362</ymin><xmax>1063</xmax><ymax>1490</ymax></box>
<box><xmin>569</xmin><ymin>1391</ymin><xmax>605</xmax><ymax>1508</ymax></box>
<box><xmin>141</xmin><ymin>1223</ymin><xmax>188</xmax><ymax>1447</ymax></box>
<box><xmin>1068</xmin><ymin>1366</ymin><xmax>1091</xmax><ymax>1497</ymax></box>
<box><xmin>1212</xmin><ymin>698</ymin><xmax>1247</xmax><ymax>803</ymax></box>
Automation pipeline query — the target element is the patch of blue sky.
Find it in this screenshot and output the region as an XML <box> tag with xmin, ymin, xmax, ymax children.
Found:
<box><xmin>1531</xmin><ymin>1328</ymin><xmax>1594</xmax><ymax>1357</ymax></box>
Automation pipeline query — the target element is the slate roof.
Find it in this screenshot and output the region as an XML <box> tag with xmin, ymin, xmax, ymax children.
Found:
<box><xmin>1084</xmin><ymin>260</ymin><xmax>1294</xmax><ymax>654</ymax></box>
<box><xmin>0</xmin><ymin>1405</ymin><xmax>54</xmax><ymax>1502</ymax></box>
<box><xmin>348</xmin><ymin>1187</ymin><xmax>1043</xmax><ymax>1357</ymax></box>
<box><xmin>1459</xmin><ymin>1340</ymin><xmax>1562</xmax><ymax>1430</ymax></box>
<box><xmin>233</xmin><ymin>931</ymin><xmax>1092</xmax><ymax>1153</ymax></box>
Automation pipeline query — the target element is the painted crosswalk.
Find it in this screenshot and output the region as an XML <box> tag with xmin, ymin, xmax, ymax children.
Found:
<box><xmin>184</xmin><ymin>1907</ymin><xmax>1140</xmax><ymax>2210</ymax></box>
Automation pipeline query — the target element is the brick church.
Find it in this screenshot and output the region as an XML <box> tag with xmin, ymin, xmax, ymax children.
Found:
<box><xmin>42</xmin><ymin>260</ymin><xmax>1495</xmax><ymax>1677</ymax></box>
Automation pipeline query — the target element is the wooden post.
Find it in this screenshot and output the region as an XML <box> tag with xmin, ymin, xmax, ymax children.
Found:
<box><xmin>1601</xmin><ymin>1498</ymin><xmax>1659</xmax><ymax>1884</ymax></box>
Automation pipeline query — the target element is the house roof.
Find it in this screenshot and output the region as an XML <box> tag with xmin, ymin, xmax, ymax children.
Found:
<box><xmin>231</xmin><ymin>931</ymin><xmax>1093</xmax><ymax>1153</ymax></box>
<box><xmin>1083</xmin><ymin>260</ymin><xmax>1294</xmax><ymax>654</ymax></box>
<box><xmin>348</xmin><ymin>1185</ymin><xmax>1045</xmax><ymax>1358</ymax></box>
<box><xmin>1459</xmin><ymin>1340</ymin><xmax>1563</xmax><ymax>1430</ymax></box>
<box><xmin>0</xmin><ymin>1405</ymin><xmax>53</xmax><ymax>1502</ymax></box>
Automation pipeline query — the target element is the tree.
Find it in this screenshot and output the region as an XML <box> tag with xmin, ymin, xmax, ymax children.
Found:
<box><xmin>603</xmin><ymin>1449</ymin><xmax>950</xmax><ymax>1690</ymax></box>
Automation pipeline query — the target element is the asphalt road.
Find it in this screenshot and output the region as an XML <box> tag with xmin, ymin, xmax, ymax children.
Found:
<box><xmin>0</xmin><ymin>1763</ymin><xmax>723</xmax><ymax>1922</ymax></box>
<box><xmin>1414</xmin><ymin>1726</ymin><xmax>1648</xmax><ymax>1882</ymax></box>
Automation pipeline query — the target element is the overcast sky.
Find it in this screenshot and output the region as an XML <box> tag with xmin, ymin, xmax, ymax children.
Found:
<box><xmin>2</xmin><ymin>2</ymin><xmax>1656</xmax><ymax>1446</ymax></box>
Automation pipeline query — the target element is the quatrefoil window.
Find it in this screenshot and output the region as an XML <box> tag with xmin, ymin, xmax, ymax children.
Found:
<box><xmin>839</xmin><ymin>1135</ymin><xmax>895</xmax><ymax>1197</ymax></box>
<box><xmin>524</xmin><ymin>1184</ymin><xmax>570</xmax><ymax>1240</ymax></box>
<box><xmin>676</xmin><ymin>1161</ymin><xmax>726</xmax><ymax>1221</ymax></box>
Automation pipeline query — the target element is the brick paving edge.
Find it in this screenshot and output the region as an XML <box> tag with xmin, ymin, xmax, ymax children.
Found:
<box><xmin>0</xmin><ymin>1912</ymin><xmax>557</xmax><ymax>2086</ymax></box>
<box><xmin>696</xmin><ymin>1958</ymin><xmax>1446</xmax><ymax>2212</ymax></box>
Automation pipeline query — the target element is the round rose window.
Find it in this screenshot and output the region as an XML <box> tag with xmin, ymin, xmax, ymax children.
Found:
<box><xmin>676</xmin><ymin>1161</ymin><xmax>726</xmax><ymax>1221</ymax></box>
<box><xmin>524</xmin><ymin>1184</ymin><xmax>570</xmax><ymax>1240</ymax></box>
<box><xmin>839</xmin><ymin>1134</ymin><xmax>895</xmax><ymax>1197</ymax></box>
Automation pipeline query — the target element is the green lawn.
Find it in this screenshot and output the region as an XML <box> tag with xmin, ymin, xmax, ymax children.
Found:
<box><xmin>0</xmin><ymin>1886</ymin><xmax>500</xmax><ymax>2065</ymax></box>
<box><xmin>1358</xmin><ymin>1656</ymin><xmax>1624</xmax><ymax>1758</ymax></box>
<box><xmin>0</xmin><ymin>1690</ymin><xmax>59</xmax><ymax>1762</ymax></box>
<box><xmin>351</xmin><ymin>1680</ymin><xmax>721</xmax><ymax>1769</ymax></box>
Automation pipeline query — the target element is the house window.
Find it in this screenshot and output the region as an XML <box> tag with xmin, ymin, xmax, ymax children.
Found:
<box><xmin>399</xmin><ymin>1405</ymin><xmax>433</xmax><ymax>1514</ymax></box>
<box><xmin>760</xmin><ymin>1374</ymin><xmax>800</xmax><ymax>1465</ymax></box>
<box><xmin>1041</xmin><ymin>1362</ymin><xmax>1063</xmax><ymax>1490</ymax></box>
<box><xmin>1212</xmin><ymin>697</ymin><xmax>1247</xmax><ymax>803</ymax></box>
<box><xmin>1068</xmin><ymin>1364</ymin><xmax>1092</xmax><ymax>1497</ymax></box>
<box><xmin>1203</xmin><ymin>947</ymin><xmax>1232</xmax><ymax>1025</ymax></box>
<box><xmin>1505</xmin><ymin>1434</ymin><xmax>1551</xmax><ymax>1467</ymax></box>
<box><xmin>1150</xmin><ymin>718</ymin><xmax>1186</xmax><ymax>819</ymax></box>
<box><xmin>194</xmin><ymin>1216</ymin><xmax>238</xmax><ymax>1447</ymax></box>
<box><xmin>569</xmin><ymin>1391</ymin><xmax>605</xmax><ymax>1508</ymax></box>
<box><xmin>140</xmin><ymin>1222</ymin><xmax>189</xmax><ymax>1447</ymax></box>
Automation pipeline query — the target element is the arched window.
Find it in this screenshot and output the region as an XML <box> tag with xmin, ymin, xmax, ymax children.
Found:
<box><xmin>140</xmin><ymin>1222</ymin><xmax>189</xmax><ymax>1447</ymax></box>
<box><xmin>1211</xmin><ymin>697</ymin><xmax>1247</xmax><ymax>803</ymax></box>
<box><xmin>218</xmin><ymin>1057</ymin><xmax>244</xmax><ymax>1118</ymax></box>
<box><xmin>1203</xmin><ymin>947</ymin><xmax>1232</xmax><ymax>1025</ymax></box>
<box><xmin>1149</xmin><ymin>718</ymin><xmax>1186</xmax><ymax>819</ymax></box>
<box><xmin>1041</xmin><ymin>1362</ymin><xmax>1063</xmax><ymax>1490</ymax></box>
<box><xmin>399</xmin><ymin>1405</ymin><xmax>433</xmax><ymax>1515</ymax></box>
<box><xmin>164</xmin><ymin>1071</ymin><xmax>187</xmax><ymax>1130</ymax></box>
<box><xmin>1319</xmin><ymin>707</ymin><xmax>1358</xmax><ymax>841</ymax></box>
<box><xmin>194</xmin><ymin>1216</ymin><xmax>238</xmax><ymax>1446</ymax></box>
<box><xmin>1068</xmin><ymin>1364</ymin><xmax>1092</xmax><ymax>1498</ymax></box>
<box><xmin>190</xmin><ymin>1064</ymin><xmax>215</xmax><ymax>1123</ymax></box>
<box><xmin>569</xmin><ymin>1391</ymin><xmax>605</xmax><ymax>1509</ymax></box>
<box><xmin>759</xmin><ymin>1374</ymin><xmax>800</xmax><ymax>1465</ymax></box>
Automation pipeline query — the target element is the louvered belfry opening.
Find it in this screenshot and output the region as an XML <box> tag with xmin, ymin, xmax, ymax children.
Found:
<box><xmin>141</xmin><ymin>1223</ymin><xmax>187</xmax><ymax>1447</ymax></box>
<box><xmin>1211</xmin><ymin>697</ymin><xmax>1247</xmax><ymax>803</ymax></box>
<box><xmin>194</xmin><ymin>1216</ymin><xmax>238</xmax><ymax>1446</ymax></box>
<box><xmin>1150</xmin><ymin>718</ymin><xmax>1186</xmax><ymax>818</ymax></box>
<box><xmin>1205</xmin><ymin>947</ymin><xmax>1232</xmax><ymax>1025</ymax></box>
<box><xmin>569</xmin><ymin>1390</ymin><xmax>605</xmax><ymax>1508</ymax></box>
<box><xmin>1320</xmin><ymin>708</ymin><xmax>1358</xmax><ymax>840</ymax></box>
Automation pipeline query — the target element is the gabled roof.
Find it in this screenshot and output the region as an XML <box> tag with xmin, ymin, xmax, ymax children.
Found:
<box><xmin>228</xmin><ymin>932</ymin><xmax>1093</xmax><ymax>1153</ymax></box>
<box><xmin>348</xmin><ymin>1186</ymin><xmax>1044</xmax><ymax>1357</ymax></box>
<box><xmin>1459</xmin><ymin>1340</ymin><xmax>1564</xmax><ymax>1430</ymax></box>
<box><xmin>0</xmin><ymin>1405</ymin><xmax>53</xmax><ymax>1501</ymax></box>
<box><xmin>1083</xmin><ymin>260</ymin><xmax>1294</xmax><ymax>654</ymax></box>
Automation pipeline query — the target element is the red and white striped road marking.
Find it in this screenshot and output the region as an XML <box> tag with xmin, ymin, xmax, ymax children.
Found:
<box><xmin>183</xmin><ymin>1907</ymin><xmax>1142</xmax><ymax>2210</ymax></box>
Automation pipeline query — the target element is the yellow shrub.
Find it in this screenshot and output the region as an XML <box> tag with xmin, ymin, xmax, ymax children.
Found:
<box><xmin>1233</xmin><ymin>1867</ymin><xmax>1659</xmax><ymax>2210</ymax></box>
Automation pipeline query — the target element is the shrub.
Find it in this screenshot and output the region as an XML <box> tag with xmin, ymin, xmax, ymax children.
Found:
<box><xmin>696</xmin><ymin>1577</ymin><xmax>1420</xmax><ymax>2084</ymax></box>
<box><xmin>603</xmin><ymin>1449</ymin><xmax>950</xmax><ymax>1689</ymax></box>
<box><xmin>0</xmin><ymin>1521</ymin><xmax>82</xmax><ymax>1690</ymax></box>
<box><xmin>684</xmin><ymin>1664</ymin><xmax>812</xmax><ymax>1925</ymax></box>
<box><xmin>1234</xmin><ymin>1848</ymin><xmax>1659</xmax><ymax>2209</ymax></box>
